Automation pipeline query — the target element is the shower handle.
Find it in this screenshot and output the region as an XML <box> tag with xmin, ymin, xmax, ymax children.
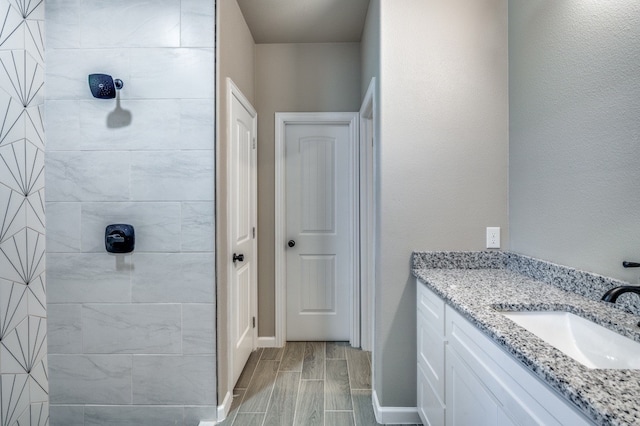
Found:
<box><xmin>233</xmin><ymin>253</ymin><xmax>245</xmax><ymax>264</ymax></box>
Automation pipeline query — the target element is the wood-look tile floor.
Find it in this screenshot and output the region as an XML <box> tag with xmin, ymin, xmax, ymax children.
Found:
<box><xmin>219</xmin><ymin>342</ymin><xmax>421</xmax><ymax>426</ymax></box>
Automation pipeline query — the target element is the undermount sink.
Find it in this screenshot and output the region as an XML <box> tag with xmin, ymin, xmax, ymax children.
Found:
<box><xmin>500</xmin><ymin>311</ymin><xmax>640</xmax><ymax>369</ymax></box>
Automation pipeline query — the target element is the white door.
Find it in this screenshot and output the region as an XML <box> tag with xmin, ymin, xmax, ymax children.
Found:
<box><xmin>284</xmin><ymin>117</ymin><xmax>357</xmax><ymax>341</ymax></box>
<box><xmin>227</xmin><ymin>79</ymin><xmax>257</xmax><ymax>387</ymax></box>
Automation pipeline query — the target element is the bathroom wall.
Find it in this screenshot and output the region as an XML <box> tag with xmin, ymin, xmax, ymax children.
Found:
<box><xmin>216</xmin><ymin>0</ymin><xmax>255</xmax><ymax>408</ymax></box>
<box><xmin>0</xmin><ymin>1</ymin><xmax>47</xmax><ymax>424</ymax></box>
<box><xmin>374</xmin><ymin>0</ymin><xmax>509</xmax><ymax>408</ymax></box>
<box><xmin>254</xmin><ymin>42</ymin><xmax>362</xmax><ymax>336</ymax></box>
<box><xmin>509</xmin><ymin>1</ymin><xmax>640</xmax><ymax>283</ymax></box>
<box><xmin>45</xmin><ymin>1</ymin><xmax>217</xmax><ymax>424</ymax></box>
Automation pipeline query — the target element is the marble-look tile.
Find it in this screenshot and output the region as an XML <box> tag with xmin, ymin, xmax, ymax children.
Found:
<box><xmin>80</xmin><ymin>202</ymin><xmax>181</xmax><ymax>253</ymax></box>
<box><xmin>279</xmin><ymin>341</ymin><xmax>305</xmax><ymax>372</ymax></box>
<box><xmin>47</xmin><ymin>253</ymin><xmax>131</xmax><ymax>303</ymax></box>
<box><xmin>82</xmin><ymin>304</ymin><xmax>181</xmax><ymax>354</ymax></box>
<box><xmin>79</xmin><ymin>0</ymin><xmax>180</xmax><ymax>48</ymax></box>
<box><xmin>130</xmin><ymin>151</ymin><xmax>214</xmax><ymax>201</ymax></box>
<box><xmin>77</xmin><ymin>100</ymin><xmax>181</xmax><ymax>151</ymax></box>
<box><xmin>132</xmin><ymin>355</ymin><xmax>215</xmax><ymax>405</ymax></box>
<box><xmin>239</xmin><ymin>360</ymin><xmax>279</xmax><ymax>413</ymax></box>
<box><xmin>48</xmin><ymin>354</ymin><xmax>132</xmax><ymax>404</ymax></box>
<box><xmin>44</xmin><ymin>0</ymin><xmax>81</xmax><ymax>49</ymax></box>
<box><xmin>47</xmin><ymin>304</ymin><xmax>82</xmax><ymax>354</ymax></box>
<box><xmin>180</xmin><ymin>0</ymin><xmax>215</xmax><ymax>47</ymax></box>
<box><xmin>131</xmin><ymin>253</ymin><xmax>214</xmax><ymax>303</ymax></box>
<box><xmin>294</xmin><ymin>380</ymin><xmax>324</xmax><ymax>426</ymax></box>
<box><xmin>180</xmin><ymin>100</ymin><xmax>215</xmax><ymax>149</ymax></box>
<box><xmin>45</xmin><ymin>151</ymin><xmax>130</xmax><ymax>202</ymax></box>
<box><xmin>181</xmin><ymin>202</ymin><xmax>215</xmax><ymax>252</ymax></box>
<box><xmin>263</xmin><ymin>372</ymin><xmax>300</xmax><ymax>426</ymax></box>
<box><xmin>325</xmin><ymin>359</ymin><xmax>352</xmax><ymax>410</ymax></box>
<box><xmin>49</xmin><ymin>405</ymin><xmax>84</xmax><ymax>426</ymax></box>
<box><xmin>129</xmin><ymin>48</ymin><xmax>214</xmax><ymax>99</ymax></box>
<box><xmin>45</xmin><ymin>203</ymin><xmax>81</xmax><ymax>253</ymax></box>
<box><xmin>44</xmin><ymin>100</ymin><xmax>80</xmax><ymax>151</ymax></box>
<box><xmin>84</xmin><ymin>405</ymin><xmax>184</xmax><ymax>426</ymax></box>
<box><xmin>45</xmin><ymin>48</ymin><xmax>130</xmax><ymax>100</ymax></box>
<box><xmin>182</xmin><ymin>303</ymin><xmax>215</xmax><ymax>354</ymax></box>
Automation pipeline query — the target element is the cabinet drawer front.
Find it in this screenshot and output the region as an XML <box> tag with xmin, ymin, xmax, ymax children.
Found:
<box><xmin>417</xmin><ymin>279</ymin><xmax>445</xmax><ymax>334</ymax></box>
<box><xmin>418</xmin><ymin>361</ymin><xmax>445</xmax><ymax>426</ymax></box>
<box><xmin>417</xmin><ymin>308</ymin><xmax>445</xmax><ymax>400</ymax></box>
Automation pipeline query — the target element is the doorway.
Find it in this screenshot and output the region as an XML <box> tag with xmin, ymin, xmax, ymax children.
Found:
<box><xmin>275</xmin><ymin>112</ymin><xmax>359</xmax><ymax>346</ymax></box>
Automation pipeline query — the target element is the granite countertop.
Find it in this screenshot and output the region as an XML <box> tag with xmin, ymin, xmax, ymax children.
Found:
<box><xmin>411</xmin><ymin>251</ymin><xmax>640</xmax><ymax>426</ymax></box>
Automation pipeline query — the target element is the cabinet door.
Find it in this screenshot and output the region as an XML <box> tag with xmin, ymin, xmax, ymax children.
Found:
<box><xmin>446</xmin><ymin>346</ymin><xmax>499</xmax><ymax>426</ymax></box>
<box><xmin>417</xmin><ymin>308</ymin><xmax>445</xmax><ymax>399</ymax></box>
<box><xmin>418</xmin><ymin>362</ymin><xmax>445</xmax><ymax>426</ymax></box>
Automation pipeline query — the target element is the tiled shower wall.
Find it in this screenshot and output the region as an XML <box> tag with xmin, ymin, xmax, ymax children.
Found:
<box><xmin>45</xmin><ymin>1</ymin><xmax>216</xmax><ymax>424</ymax></box>
<box><xmin>0</xmin><ymin>0</ymin><xmax>47</xmax><ymax>425</ymax></box>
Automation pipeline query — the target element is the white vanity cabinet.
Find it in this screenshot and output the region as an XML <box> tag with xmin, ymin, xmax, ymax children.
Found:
<box><xmin>416</xmin><ymin>279</ymin><xmax>594</xmax><ymax>426</ymax></box>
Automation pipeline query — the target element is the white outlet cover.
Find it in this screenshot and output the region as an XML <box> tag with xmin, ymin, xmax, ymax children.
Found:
<box><xmin>486</xmin><ymin>227</ymin><xmax>500</xmax><ymax>249</ymax></box>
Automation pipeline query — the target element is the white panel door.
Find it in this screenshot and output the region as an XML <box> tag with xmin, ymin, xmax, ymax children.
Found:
<box><xmin>285</xmin><ymin>121</ymin><xmax>355</xmax><ymax>340</ymax></box>
<box><xmin>228</xmin><ymin>80</ymin><xmax>257</xmax><ymax>387</ymax></box>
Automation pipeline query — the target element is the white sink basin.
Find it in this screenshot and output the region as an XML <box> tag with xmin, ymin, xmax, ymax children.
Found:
<box><xmin>500</xmin><ymin>311</ymin><xmax>640</xmax><ymax>369</ymax></box>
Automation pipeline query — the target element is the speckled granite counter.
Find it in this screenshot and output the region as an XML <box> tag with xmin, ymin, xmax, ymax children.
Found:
<box><xmin>411</xmin><ymin>251</ymin><xmax>640</xmax><ymax>426</ymax></box>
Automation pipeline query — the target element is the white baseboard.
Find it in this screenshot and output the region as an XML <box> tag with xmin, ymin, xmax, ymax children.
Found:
<box><xmin>215</xmin><ymin>390</ymin><xmax>232</xmax><ymax>423</ymax></box>
<box><xmin>257</xmin><ymin>336</ymin><xmax>278</xmax><ymax>347</ymax></box>
<box><xmin>372</xmin><ymin>389</ymin><xmax>421</xmax><ymax>424</ymax></box>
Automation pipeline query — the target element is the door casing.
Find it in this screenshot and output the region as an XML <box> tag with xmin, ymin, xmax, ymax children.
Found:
<box><xmin>274</xmin><ymin>112</ymin><xmax>359</xmax><ymax>347</ymax></box>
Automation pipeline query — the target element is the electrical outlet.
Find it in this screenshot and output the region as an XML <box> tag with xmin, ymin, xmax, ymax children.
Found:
<box><xmin>486</xmin><ymin>227</ymin><xmax>500</xmax><ymax>249</ymax></box>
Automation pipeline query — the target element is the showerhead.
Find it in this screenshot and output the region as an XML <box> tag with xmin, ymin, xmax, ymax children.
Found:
<box><xmin>88</xmin><ymin>73</ymin><xmax>124</xmax><ymax>99</ymax></box>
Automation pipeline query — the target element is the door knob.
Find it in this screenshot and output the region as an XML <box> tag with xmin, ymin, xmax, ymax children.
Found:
<box><xmin>233</xmin><ymin>253</ymin><xmax>245</xmax><ymax>263</ymax></box>
<box><xmin>288</xmin><ymin>240</ymin><xmax>296</xmax><ymax>248</ymax></box>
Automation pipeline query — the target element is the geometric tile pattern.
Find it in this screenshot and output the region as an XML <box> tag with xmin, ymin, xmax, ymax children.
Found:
<box><xmin>0</xmin><ymin>0</ymin><xmax>47</xmax><ymax>423</ymax></box>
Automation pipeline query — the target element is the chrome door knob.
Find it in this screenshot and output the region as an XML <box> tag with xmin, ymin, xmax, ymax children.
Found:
<box><xmin>288</xmin><ymin>240</ymin><xmax>296</xmax><ymax>248</ymax></box>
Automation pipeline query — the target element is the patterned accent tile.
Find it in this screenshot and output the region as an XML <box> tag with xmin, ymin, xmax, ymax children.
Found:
<box><xmin>0</xmin><ymin>89</ymin><xmax>24</xmax><ymax>147</ymax></box>
<box><xmin>0</xmin><ymin>227</ymin><xmax>45</xmax><ymax>284</ymax></box>
<box><xmin>8</xmin><ymin>0</ymin><xmax>44</xmax><ymax>20</ymax></box>
<box><xmin>0</xmin><ymin>315</ymin><xmax>46</xmax><ymax>373</ymax></box>
<box><xmin>0</xmin><ymin>374</ymin><xmax>30</xmax><ymax>424</ymax></box>
<box><xmin>0</xmin><ymin>140</ymin><xmax>44</xmax><ymax>196</ymax></box>
<box><xmin>0</xmin><ymin>50</ymin><xmax>44</xmax><ymax>107</ymax></box>
<box><xmin>0</xmin><ymin>184</ymin><xmax>26</xmax><ymax>244</ymax></box>
<box><xmin>0</xmin><ymin>278</ymin><xmax>27</xmax><ymax>339</ymax></box>
<box><xmin>24</xmin><ymin>105</ymin><xmax>44</xmax><ymax>150</ymax></box>
<box><xmin>24</xmin><ymin>20</ymin><xmax>43</xmax><ymax>64</ymax></box>
<box><xmin>0</xmin><ymin>2</ymin><xmax>24</xmax><ymax>50</ymax></box>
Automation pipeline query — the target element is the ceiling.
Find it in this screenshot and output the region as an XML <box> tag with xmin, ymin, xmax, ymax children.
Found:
<box><xmin>236</xmin><ymin>0</ymin><xmax>371</xmax><ymax>44</ymax></box>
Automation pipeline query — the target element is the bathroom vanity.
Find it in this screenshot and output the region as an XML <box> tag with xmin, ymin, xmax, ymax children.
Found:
<box><xmin>413</xmin><ymin>252</ymin><xmax>640</xmax><ymax>426</ymax></box>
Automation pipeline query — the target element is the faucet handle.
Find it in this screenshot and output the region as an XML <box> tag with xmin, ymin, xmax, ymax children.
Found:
<box><xmin>622</xmin><ymin>261</ymin><xmax>640</xmax><ymax>268</ymax></box>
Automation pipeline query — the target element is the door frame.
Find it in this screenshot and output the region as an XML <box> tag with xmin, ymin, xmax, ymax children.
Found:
<box><xmin>274</xmin><ymin>112</ymin><xmax>359</xmax><ymax>347</ymax></box>
<box><xmin>226</xmin><ymin>78</ymin><xmax>258</xmax><ymax>394</ymax></box>
<box><xmin>359</xmin><ymin>78</ymin><xmax>376</xmax><ymax>352</ymax></box>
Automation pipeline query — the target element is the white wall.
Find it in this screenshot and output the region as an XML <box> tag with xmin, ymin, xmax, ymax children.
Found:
<box><xmin>254</xmin><ymin>42</ymin><xmax>362</xmax><ymax>336</ymax></box>
<box><xmin>45</xmin><ymin>1</ymin><xmax>217</xmax><ymax>424</ymax></box>
<box><xmin>374</xmin><ymin>0</ymin><xmax>509</xmax><ymax>407</ymax></box>
<box><xmin>0</xmin><ymin>1</ymin><xmax>47</xmax><ymax>424</ymax></box>
<box><xmin>509</xmin><ymin>1</ymin><xmax>640</xmax><ymax>283</ymax></box>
